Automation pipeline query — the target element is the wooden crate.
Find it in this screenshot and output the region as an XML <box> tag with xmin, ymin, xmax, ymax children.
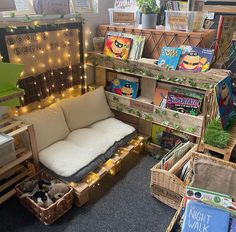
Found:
<box><xmin>150</xmin><ymin>145</ymin><xmax>197</xmax><ymax>210</ymax></box>
<box><xmin>98</xmin><ymin>25</ymin><xmax>215</xmax><ymax>59</ymax></box>
<box><xmin>69</xmin><ymin>136</ymin><xmax>144</xmax><ymax>207</ymax></box>
<box><xmin>0</xmin><ymin>118</ymin><xmax>37</xmax><ymax>204</ymax></box>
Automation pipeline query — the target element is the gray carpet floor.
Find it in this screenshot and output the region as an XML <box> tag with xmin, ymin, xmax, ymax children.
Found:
<box><xmin>0</xmin><ymin>153</ymin><xmax>175</xmax><ymax>232</ymax></box>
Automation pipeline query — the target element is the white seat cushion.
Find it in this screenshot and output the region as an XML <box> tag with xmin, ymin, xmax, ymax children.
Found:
<box><xmin>18</xmin><ymin>103</ymin><xmax>70</xmax><ymax>151</ymax></box>
<box><xmin>39</xmin><ymin>118</ymin><xmax>136</xmax><ymax>178</ymax></box>
<box><xmin>39</xmin><ymin>141</ymin><xmax>99</xmax><ymax>177</ymax></box>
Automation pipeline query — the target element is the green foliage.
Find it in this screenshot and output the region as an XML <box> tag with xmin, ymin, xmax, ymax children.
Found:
<box><xmin>136</xmin><ymin>0</ymin><xmax>160</xmax><ymax>14</ymax></box>
<box><xmin>204</xmin><ymin>120</ymin><xmax>230</xmax><ymax>149</ymax></box>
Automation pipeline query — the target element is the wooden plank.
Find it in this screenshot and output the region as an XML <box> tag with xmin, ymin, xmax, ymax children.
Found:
<box><xmin>7</xmin><ymin>125</ymin><xmax>28</xmax><ymax>137</ymax></box>
<box><xmin>0</xmin><ymin>121</ymin><xmax>22</xmax><ymax>133</ymax></box>
<box><xmin>88</xmin><ymin>52</ymin><xmax>227</xmax><ymax>91</ymax></box>
<box><xmin>0</xmin><ymin>189</ymin><xmax>16</xmax><ymax>204</ymax></box>
<box><xmin>0</xmin><ymin>89</ymin><xmax>25</xmax><ymax>104</ymax></box>
<box><xmin>0</xmin><ymin>151</ymin><xmax>32</xmax><ymax>176</ymax></box>
<box><xmin>106</xmin><ymin>91</ymin><xmax>203</xmax><ymax>137</ymax></box>
<box><xmin>203</xmin><ymin>5</ymin><xmax>236</xmax><ymax>14</ymax></box>
<box><xmin>0</xmin><ymin>169</ymin><xmax>32</xmax><ymax>192</ymax></box>
<box><xmin>0</xmin><ymin>118</ymin><xmax>12</xmax><ymax>127</ymax></box>
<box><xmin>0</xmin><ymin>165</ymin><xmax>24</xmax><ymax>180</ymax></box>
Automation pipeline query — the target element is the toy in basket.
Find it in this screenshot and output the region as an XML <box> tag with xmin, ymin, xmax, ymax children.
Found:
<box><xmin>15</xmin><ymin>171</ymin><xmax>73</xmax><ymax>225</ymax></box>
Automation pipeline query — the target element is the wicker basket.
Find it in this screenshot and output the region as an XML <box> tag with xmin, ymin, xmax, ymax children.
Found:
<box><xmin>150</xmin><ymin>145</ymin><xmax>197</xmax><ymax>209</ymax></box>
<box><xmin>166</xmin><ymin>151</ymin><xmax>236</xmax><ymax>232</ymax></box>
<box><xmin>15</xmin><ymin>171</ymin><xmax>73</xmax><ymax>225</ymax></box>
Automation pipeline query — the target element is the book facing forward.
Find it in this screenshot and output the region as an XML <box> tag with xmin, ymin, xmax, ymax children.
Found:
<box><xmin>182</xmin><ymin>200</ymin><xmax>230</xmax><ymax>232</ymax></box>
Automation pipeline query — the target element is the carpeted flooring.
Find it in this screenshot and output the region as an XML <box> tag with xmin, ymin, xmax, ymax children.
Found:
<box><xmin>0</xmin><ymin>153</ymin><xmax>175</xmax><ymax>232</ymax></box>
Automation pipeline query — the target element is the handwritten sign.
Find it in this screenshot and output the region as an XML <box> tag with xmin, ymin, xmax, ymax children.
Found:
<box><xmin>113</xmin><ymin>12</ymin><xmax>135</xmax><ymax>24</ymax></box>
<box><xmin>130</xmin><ymin>100</ymin><xmax>154</xmax><ymax>113</ymax></box>
<box><xmin>6</xmin><ymin>29</ymin><xmax>80</xmax><ymax>78</ymax></box>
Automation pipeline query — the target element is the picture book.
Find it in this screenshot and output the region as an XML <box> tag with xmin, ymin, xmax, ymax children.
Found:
<box><xmin>157</xmin><ymin>47</ymin><xmax>182</xmax><ymax>70</ymax></box>
<box><xmin>171</xmin><ymin>86</ymin><xmax>204</xmax><ymax>101</ymax></box>
<box><xmin>180</xmin><ymin>161</ymin><xmax>190</xmax><ymax>181</ymax></box>
<box><xmin>163</xmin><ymin>141</ymin><xmax>193</xmax><ymax>170</ymax></box>
<box><xmin>182</xmin><ymin>200</ymin><xmax>230</xmax><ymax>232</ymax></box>
<box><xmin>215</xmin><ymin>76</ymin><xmax>235</xmax><ymax>130</ymax></box>
<box><xmin>151</xmin><ymin>124</ymin><xmax>166</xmax><ymax>146</ymax></box>
<box><xmin>153</xmin><ymin>88</ymin><xmax>169</xmax><ymax>108</ymax></box>
<box><xmin>166</xmin><ymin>92</ymin><xmax>202</xmax><ymax>116</ymax></box>
<box><xmin>231</xmin><ymin>218</ymin><xmax>236</xmax><ymax>232</ymax></box>
<box><xmin>111</xmin><ymin>78</ymin><xmax>138</xmax><ymax>99</ymax></box>
<box><xmin>106</xmin><ymin>31</ymin><xmax>145</xmax><ymax>60</ymax></box>
<box><xmin>104</xmin><ymin>36</ymin><xmax>132</xmax><ymax>60</ymax></box>
<box><xmin>178</xmin><ymin>45</ymin><xmax>214</xmax><ymax>73</ymax></box>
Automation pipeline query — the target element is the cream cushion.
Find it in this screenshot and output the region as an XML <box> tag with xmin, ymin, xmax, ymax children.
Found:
<box><xmin>59</xmin><ymin>87</ymin><xmax>113</xmax><ymax>131</ymax></box>
<box><xmin>39</xmin><ymin>118</ymin><xmax>135</xmax><ymax>177</ymax></box>
<box><xmin>18</xmin><ymin>103</ymin><xmax>70</xmax><ymax>151</ymax></box>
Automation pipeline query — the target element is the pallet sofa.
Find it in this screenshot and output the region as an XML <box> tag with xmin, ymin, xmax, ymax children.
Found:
<box><xmin>18</xmin><ymin>87</ymin><xmax>144</xmax><ymax>206</ymax></box>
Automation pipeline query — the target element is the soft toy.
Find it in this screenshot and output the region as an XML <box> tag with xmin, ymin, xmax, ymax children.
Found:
<box><xmin>48</xmin><ymin>183</ymin><xmax>69</xmax><ymax>201</ymax></box>
<box><xmin>38</xmin><ymin>179</ymin><xmax>52</xmax><ymax>191</ymax></box>
<box><xmin>20</xmin><ymin>180</ymin><xmax>38</xmax><ymax>193</ymax></box>
<box><xmin>33</xmin><ymin>191</ymin><xmax>53</xmax><ymax>208</ymax></box>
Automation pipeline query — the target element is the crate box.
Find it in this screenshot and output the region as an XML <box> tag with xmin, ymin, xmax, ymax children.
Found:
<box><xmin>165</xmin><ymin>10</ymin><xmax>207</xmax><ymax>32</ymax></box>
<box><xmin>0</xmin><ymin>133</ymin><xmax>16</xmax><ymax>167</ymax></box>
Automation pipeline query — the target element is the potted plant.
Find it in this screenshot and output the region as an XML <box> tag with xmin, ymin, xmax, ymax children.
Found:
<box><xmin>136</xmin><ymin>0</ymin><xmax>160</xmax><ymax>29</ymax></box>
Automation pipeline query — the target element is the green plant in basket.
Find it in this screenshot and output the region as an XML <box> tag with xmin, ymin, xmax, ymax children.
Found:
<box><xmin>136</xmin><ymin>0</ymin><xmax>160</xmax><ymax>14</ymax></box>
<box><xmin>204</xmin><ymin>119</ymin><xmax>231</xmax><ymax>149</ymax></box>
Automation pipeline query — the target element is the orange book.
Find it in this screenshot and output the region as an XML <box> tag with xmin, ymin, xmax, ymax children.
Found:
<box><xmin>153</xmin><ymin>88</ymin><xmax>169</xmax><ymax>107</ymax></box>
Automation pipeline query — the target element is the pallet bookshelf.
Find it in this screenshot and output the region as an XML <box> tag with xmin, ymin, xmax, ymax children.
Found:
<box><xmin>87</xmin><ymin>51</ymin><xmax>229</xmax><ymax>150</ymax></box>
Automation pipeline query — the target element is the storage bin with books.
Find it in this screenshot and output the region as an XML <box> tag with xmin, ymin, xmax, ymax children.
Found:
<box><xmin>166</xmin><ymin>152</ymin><xmax>236</xmax><ymax>231</ymax></box>
<box><xmin>150</xmin><ymin>144</ymin><xmax>197</xmax><ymax>209</ymax></box>
<box><xmin>15</xmin><ymin>171</ymin><xmax>73</xmax><ymax>225</ymax></box>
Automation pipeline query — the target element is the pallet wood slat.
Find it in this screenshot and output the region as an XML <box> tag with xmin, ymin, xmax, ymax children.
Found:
<box><xmin>0</xmin><ymin>189</ymin><xmax>16</xmax><ymax>204</ymax></box>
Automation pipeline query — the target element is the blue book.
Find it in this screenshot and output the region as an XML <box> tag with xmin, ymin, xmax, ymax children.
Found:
<box><xmin>157</xmin><ymin>47</ymin><xmax>182</xmax><ymax>70</ymax></box>
<box><xmin>230</xmin><ymin>218</ymin><xmax>236</xmax><ymax>232</ymax></box>
<box><xmin>182</xmin><ymin>200</ymin><xmax>230</xmax><ymax>232</ymax></box>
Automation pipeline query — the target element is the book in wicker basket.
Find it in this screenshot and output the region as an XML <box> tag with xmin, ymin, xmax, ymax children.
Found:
<box><xmin>15</xmin><ymin>171</ymin><xmax>73</xmax><ymax>225</ymax></box>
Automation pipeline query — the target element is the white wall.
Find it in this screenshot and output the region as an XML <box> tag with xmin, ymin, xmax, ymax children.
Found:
<box><xmin>0</xmin><ymin>0</ymin><xmax>114</xmax><ymax>118</ymax></box>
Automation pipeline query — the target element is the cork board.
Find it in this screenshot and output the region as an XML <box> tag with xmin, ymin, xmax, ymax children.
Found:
<box><xmin>5</xmin><ymin>29</ymin><xmax>81</xmax><ymax>78</ymax></box>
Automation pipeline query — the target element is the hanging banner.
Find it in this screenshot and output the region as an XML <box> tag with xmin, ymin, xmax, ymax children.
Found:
<box><xmin>5</xmin><ymin>28</ymin><xmax>80</xmax><ymax>78</ymax></box>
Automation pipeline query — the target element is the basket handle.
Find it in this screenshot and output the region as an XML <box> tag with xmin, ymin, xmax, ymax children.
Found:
<box><xmin>56</xmin><ymin>198</ymin><xmax>67</xmax><ymax>209</ymax></box>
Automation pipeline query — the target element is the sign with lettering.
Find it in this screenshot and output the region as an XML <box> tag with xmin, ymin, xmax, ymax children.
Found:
<box><xmin>130</xmin><ymin>100</ymin><xmax>154</xmax><ymax>113</ymax></box>
<box><xmin>113</xmin><ymin>12</ymin><xmax>135</xmax><ymax>24</ymax></box>
<box><xmin>5</xmin><ymin>29</ymin><xmax>80</xmax><ymax>78</ymax></box>
<box><xmin>0</xmin><ymin>0</ymin><xmax>16</xmax><ymax>11</ymax></box>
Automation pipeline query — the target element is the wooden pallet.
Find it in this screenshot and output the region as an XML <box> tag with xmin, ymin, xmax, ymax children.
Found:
<box><xmin>69</xmin><ymin>136</ymin><xmax>144</xmax><ymax>207</ymax></box>
<box><xmin>0</xmin><ymin>118</ymin><xmax>36</xmax><ymax>204</ymax></box>
<box><xmin>203</xmin><ymin>125</ymin><xmax>236</xmax><ymax>161</ymax></box>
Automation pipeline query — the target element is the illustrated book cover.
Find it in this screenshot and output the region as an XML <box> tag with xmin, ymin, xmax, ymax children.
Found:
<box><xmin>104</xmin><ymin>35</ymin><xmax>132</xmax><ymax>60</ymax></box>
<box><xmin>178</xmin><ymin>45</ymin><xmax>214</xmax><ymax>72</ymax></box>
<box><xmin>157</xmin><ymin>47</ymin><xmax>182</xmax><ymax>70</ymax></box>
<box><xmin>215</xmin><ymin>76</ymin><xmax>235</xmax><ymax>130</ymax></box>
<box><xmin>182</xmin><ymin>200</ymin><xmax>230</xmax><ymax>232</ymax></box>
<box><xmin>153</xmin><ymin>88</ymin><xmax>169</xmax><ymax>108</ymax></box>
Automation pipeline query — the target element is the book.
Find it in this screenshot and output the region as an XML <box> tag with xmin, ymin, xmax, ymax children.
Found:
<box><xmin>106</xmin><ymin>31</ymin><xmax>145</xmax><ymax>60</ymax></box>
<box><xmin>160</xmin><ymin>131</ymin><xmax>187</xmax><ymax>150</ymax></box>
<box><xmin>104</xmin><ymin>35</ymin><xmax>132</xmax><ymax>60</ymax></box>
<box><xmin>231</xmin><ymin>218</ymin><xmax>236</xmax><ymax>232</ymax></box>
<box><xmin>111</xmin><ymin>78</ymin><xmax>138</xmax><ymax>99</ymax></box>
<box><xmin>215</xmin><ymin>76</ymin><xmax>235</xmax><ymax>130</ymax></box>
<box><xmin>153</xmin><ymin>88</ymin><xmax>169</xmax><ymax>108</ymax></box>
<box><xmin>178</xmin><ymin>45</ymin><xmax>214</xmax><ymax>73</ymax></box>
<box><xmin>166</xmin><ymin>92</ymin><xmax>202</xmax><ymax>116</ymax></box>
<box><xmin>157</xmin><ymin>47</ymin><xmax>182</xmax><ymax>70</ymax></box>
<box><xmin>182</xmin><ymin>200</ymin><xmax>230</xmax><ymax>232</ymax></box>
<box><xmin>180</xmin><ymin>161</ymin><xmax>190</xmax><ymax>181</ymax></box>
<box><xmin>151</xmin><ymin>124</ymin><xmax>166</xmax><ymax>146</ymax></box>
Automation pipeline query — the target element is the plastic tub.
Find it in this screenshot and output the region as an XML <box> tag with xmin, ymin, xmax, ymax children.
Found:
<box><xmin>165</xmin><ymin>10</ymin><xmax>207</xmax><ymax>32</ymax></box>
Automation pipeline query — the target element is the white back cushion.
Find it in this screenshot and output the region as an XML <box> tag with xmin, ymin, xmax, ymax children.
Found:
<box><xmin>59</xmin><ymin>87</ymin><xmax>113</xmax><ymax>131</ymax></box>
<box><xmin>18</xmin><ymin>103</ymin><xmax>70</xmax><ymax>151</ymax></box>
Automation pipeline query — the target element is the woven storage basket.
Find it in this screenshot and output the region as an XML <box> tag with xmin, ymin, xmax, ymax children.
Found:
<box><xmin>15</xmin><ymin>171</ymin><xmax>73</xmax><ymax>225</ymax></box>
<box><xmin>150</xmin><ymin>145</ymin><xmax>197</xmax><ymax>210</ymax></box>
<box><xmin>166</xmin><ymin>151</ymin><xmax>236</xmax><ymax>232</ymax></box>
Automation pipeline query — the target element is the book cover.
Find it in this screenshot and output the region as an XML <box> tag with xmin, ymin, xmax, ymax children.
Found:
<box><xmin>151</xmin><ymin>124</ymin><xmax>166</xmax><ymax>146</ymax></box>
<box><xmin>215</xmin><ymin>76</ymin><xmax>235</xmax><ymax>130</ymax></box>
<box><xmin>153</xmin><ymin>88</ymin><xmax>169</xmax><ymax>108</ymax></box>
<box><xmin>231</xmin><ymin>218</ymin><xmax>236</xmax><ymax>232</ymax></box>
<box><xmin>166</xmin><ymin>92</ymin><xmax>202</xmax><ymax>116</ymax></box>
<box><xmin>157</xmin><ymin>47</ymin><xmax>182</xmax><ymax>70</ymax></box>
<box><xmin>104</xmin><ymin>35</ymin><xmax>132</xmax><ymax>60</ymax></box>
<box><xmin>111</xmin><ymin>78</ymin><xmax>138</xmax><ymax>99</ymax></box>
<box><xmin>182</xmin><ymin>200</ymin><xmax>230</xmax><ymax>232</ymax></box>
<box><xmin>178</xmin><ymin>45</ymin><xmax>214</xmax><ymax>72</ymax></box>
<box><xmin>160</xmin><ymin>131</ymin><xmax>187</xmax><ymax>150</ymax></box>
